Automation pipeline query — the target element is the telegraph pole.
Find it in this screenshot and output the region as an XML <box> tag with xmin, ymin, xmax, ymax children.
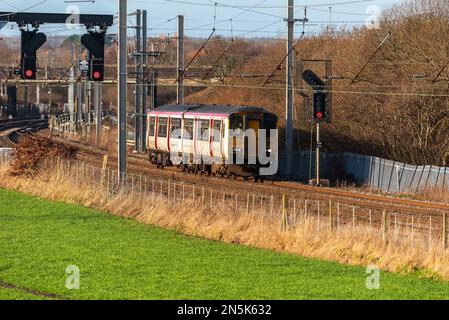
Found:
<box><xmin>177</xmin><ymin>15</ymin><xmax>184</xmax><ymax>105</ymax></box>
<box><xmin>69</xmin><ymin>43</ymin><xmax>75</xmax><ymax>127</ymax></box>
<box><xmin>118</xmin><ymin>0</ymin><xmax>128</xmax><ymax>183</ymax></box>
<box><xmin>285</xmin><ymin>0</ymin><xmax>294</xmax><ymax>177</ymax></box>
<box><xmin>76</xmin><ymin>43</ymin><xmax>83</xmax><ymax>124</ymax></box>
<box><xmin>134</xmin><ymin>9</ymin><xmax>142</xmax><ymax>153</ymax></box>
<box><xmin>316</xmin><ymin>122</ymin><xmax>321</xmax><ymax>186</ymax></box>
<box><xmin>36</xmin><ymin>84</ymin><xmax>40</xmax><ymax>111</ymax></box>
<box><xmin>94</xmin><ymin>82</ymin><xmax>101</xmax><ymax>145</ymax></box>
<box><xmin>141</xmin><ymin>9</ymin><xmax>147</xmax><ymax>151</ymax></box>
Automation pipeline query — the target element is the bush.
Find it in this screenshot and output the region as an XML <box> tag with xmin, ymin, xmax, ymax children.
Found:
<box><xmin>10</xmin><ymin>135</ymin><xmax>78</xmax><ymax>176</ymax></box>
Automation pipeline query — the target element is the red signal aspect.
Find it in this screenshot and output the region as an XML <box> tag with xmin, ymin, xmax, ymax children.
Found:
<box><xmin>93</xmin><ymin>71</ymin><xmax>102</xmax><ymax>79</ymax></box>
<box><xmin>316</xmin><ymin>112</ymin><xmax>323</xmax><ymax>119</ymax></box>
<box><xmin>25</xmin><ymin>69</ymin><xmax>33</xmax><ymax>78</ymax></box>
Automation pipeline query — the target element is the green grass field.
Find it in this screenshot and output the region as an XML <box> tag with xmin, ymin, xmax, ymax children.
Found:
<box><xmin>1</xmin><ymin>188</ymin><xmax>449</xmax><ymax>300</ymax></box>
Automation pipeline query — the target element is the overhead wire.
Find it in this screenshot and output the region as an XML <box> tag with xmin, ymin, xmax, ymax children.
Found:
<box><xmin>173</xmin><ymin>2</ymin><xmax>218</xmax><ymax>84</ymax></box>
<box><xmin>0</xmin><ymin>0</ymin><xmax>48</xmax><ymax>18</ymax></box>
<box><xmin>349</xmin><ymin>31</ymin><xmax>391</xmax><ymax>86</ymax></box>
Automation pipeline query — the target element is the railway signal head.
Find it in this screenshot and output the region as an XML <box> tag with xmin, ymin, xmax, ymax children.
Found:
<box><xmin>21</xmin><ymin>55</ymin><xmax>37</xmax><ymax>80</ymax></box>
<box><xmin>302</xmin><ymin>69</ymin><xmax>328</xmax><ymax>122</ymax></box>
<box><xmin>81</xmin><ymin>32</ymin><xmax>106</xmax><ymax>82</ymax></box>
<box><xmin>313</xmin><ymin>92</ymin><xmax>327</xmax><ymax>121</ymax></box>
<box><xmin>20</xmin><ymin>31</ymin><xmax>47</xmax><ymax>80</ymax></box>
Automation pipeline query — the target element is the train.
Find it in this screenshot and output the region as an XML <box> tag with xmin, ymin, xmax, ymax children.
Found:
<box><xmin>146</xmin><ymin>104</ymin><xmax>278</xmax><ymax>179</ymax></box>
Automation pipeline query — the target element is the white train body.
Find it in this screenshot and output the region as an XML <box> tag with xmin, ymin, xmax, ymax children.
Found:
<box><xmin>146</xmin><ymin>104</ymin><xmax>278</xmax><ymax>177</ymax></box>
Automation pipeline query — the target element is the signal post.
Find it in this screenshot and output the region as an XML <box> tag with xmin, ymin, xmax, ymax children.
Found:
<box><xmin>299</xmin><ymin>60</ymin><xmax>333</xmax><ymax>187</ymax></box>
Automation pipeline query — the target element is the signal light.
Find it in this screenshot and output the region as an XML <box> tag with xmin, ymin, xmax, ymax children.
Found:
<box><xmin>93</xmin><ymin>71</ymin><xmax>102</xmax><ymax>80</ymax></box>
<box><xmin>20</xmin><ymin>30</ymin><xmax>47</xmax><ymax>80</ymax></box>
<box><xmin>313</xmin><ymin>91</ymin><xmax>327</xmax><ymax>121</ymax></box>
<box><xmin>303</xmin><ymin>69</ymin><xmax>328</xmax><ymax>122</ymax></box>
<box><xmin>81</xmin><ymin>32</ymin><xmax>106</xmax><ymax>82</ymax></box>
<box><xmin>22</xmin><ymin>55</ymin><xmax>37</xmax><ymax>80</ymax></box>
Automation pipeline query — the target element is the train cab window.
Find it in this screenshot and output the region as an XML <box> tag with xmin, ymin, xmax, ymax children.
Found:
<box><xmin>149</xmin><ymin>117</ymin><xmax>156</xmax><ymax>136</ymax></box>
<box><xmin>183</xmin><ymin>119</ymin><xmax>194</xmax><ymax>140</ymax></box>
<box><xmin>231</xmin><ymin>115</ymin><xmax>244</xmax><ymax>131</ymax></box>
<box><xmin>212</xmin><ymin>120</ymin><xmax>222</xmax><ymax>142</ymax></box>
<box><xmin>198</xmin><ymin>120</ymin><xmax>210</xmax><ymax>141</ymax></box>
<box><xmin>170</xmin><ymin>118</ymin><xmax>182</xmax><ymax>139</ymax></box>
<box><xmin>158</xmin><ymin>117</ymin><xmax>168</xmax><ymax>138</ymax></box>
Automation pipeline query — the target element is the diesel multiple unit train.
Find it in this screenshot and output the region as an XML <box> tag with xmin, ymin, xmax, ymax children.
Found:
<box><xmin>146</xmin><ymin>104</ymin><xmax>278</xmax><ymax>178</ymax></box>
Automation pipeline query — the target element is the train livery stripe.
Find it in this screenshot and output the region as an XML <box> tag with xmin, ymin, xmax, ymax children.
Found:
<box><xmin>167</xmin><ymin>117</ymin><xmax>171</xmax><ymax>152</ymax></box>
<box><xmin>210</xmin><ymin>119</ymin><xmax>214</xmax><ymax>158</ymax></box>
<box><xmin>155</xmin><ymin>116</ymin><xmax>158</xmax><ymax>150</ymax></box>
<box><xmin>150</xmin><ymin>112</ymin><xmax>229</xmax><ymax>118</ymax></box>
<box><xmin>193</xmin><ymin>119</ymin><xmax>197</xmax><ymax>155</ymax></box>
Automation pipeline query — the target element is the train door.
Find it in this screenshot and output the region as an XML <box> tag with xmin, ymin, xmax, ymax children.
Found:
<box><xmin>169</xmin><ymin>117</ymin><xmax>182</xmax><ymax>154</ymax></box>
<box><xmin>147</xmin><ymin>115</ymin><xmax>156</xmax><ymax>150</ymax></box>
<box><xmin>182</xmin><ymin>118</ymin><xmax>194</xmax><ymax>160</ymax></box>
<box><xmin>230</xmin><ymin>114</ymin><xmax>244</xmax><ymax>164</ymax></box>
<box><xmin>211</xmin><ymin>119</ymin><xmax>223</xmax><ymax>162</ymax></box>
<box><xmin>197</xmin><ymin>119</ymin><xmax>210</xmax><ymax>162</ymax></box>
<box><xmin>247</xmin><ymin>117</ymin><xmax>261</xmax><ymax>163</ymax></box>
<box><xmin>156</xmin><ymin>117</ymin><xmax>168</xmax><ymax>151</ymax></box>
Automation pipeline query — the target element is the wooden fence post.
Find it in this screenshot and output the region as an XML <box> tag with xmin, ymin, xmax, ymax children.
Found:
<box><xmin>382</xmin><ymin>210</ymin><xmax>387</xmax><ymax>244</ymax></box>
<box><xmin>304</xmin><ymin>199</ymin><xmax>308</xmax><ymax>223</ymax></box>
<box><xmin>352</xmin><ymin>205</ymin><xmax>355</xmax><ymax>233</ymax></box>
<box><xmin>337</xmin><ymin>202</ymin><xmax>340</xmax><ymax>234</ymax></box>
<box><xmin>281</xmin><ymin>195</ymin><xmax>287</xmax><ymax>231</ymax></box>
<box><xmin>252</xmin><ymin>194</ymin><xmax>255</xmax><ymax>214</ymax></box>
<box><xmin>443</xmin><ymin>212</ymin><xmax>448</xmax><ymax>251</ymax></box>
<box><xmin>329</xmin><ymin>199</ymin><xmax>333</xmax><ymax>233</ymax></box>
<box><xmin>210</xmin><ymin>189</ymin><xmax>213</xmax><ymax>208</ymax></box>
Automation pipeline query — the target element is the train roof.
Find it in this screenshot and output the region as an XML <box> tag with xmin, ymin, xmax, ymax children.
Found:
<box><xmin>149</xmin><ymin>104</ymin><xmax>276</xmax><ymax>117</ymax></box>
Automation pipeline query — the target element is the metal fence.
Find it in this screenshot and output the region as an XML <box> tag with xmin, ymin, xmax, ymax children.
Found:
<box><xmin>279</xmin><ymin>151</ymin><xmax>449</xmax><ymax>194</ymax></box>
<box><xmin>0</xmin><ymin>147</ymin><xmax>12</xmax><ymax>163</ymax></box>
<box><xmin>1</xmin><ymin>154</ymin><xmax>447</xmax><ymax>254</ymax></box>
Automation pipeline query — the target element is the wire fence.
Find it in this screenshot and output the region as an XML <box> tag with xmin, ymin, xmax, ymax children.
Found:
<box><xmin>1</xmin><ymin>154</ymin><xmax>447</xmax><ymax>255</ymax></box>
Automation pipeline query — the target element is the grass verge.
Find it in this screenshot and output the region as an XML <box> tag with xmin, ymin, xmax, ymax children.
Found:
<box><xmin>1</xmin><ymin>188</ymin><xmax>449</xmax><ymax>299</ymax></box>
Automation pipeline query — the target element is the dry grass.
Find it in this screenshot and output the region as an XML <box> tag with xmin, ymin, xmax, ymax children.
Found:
<box><xmin>1</xmin><ymin>160</ymin><xmax>449</xmax><ymax>281</ymax></box>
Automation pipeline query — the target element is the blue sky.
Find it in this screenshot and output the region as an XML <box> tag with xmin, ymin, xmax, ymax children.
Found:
<box><xmin>0</xmin><ymin>0</ymin><xmax>401</xmax><ymax>38</ymax></box>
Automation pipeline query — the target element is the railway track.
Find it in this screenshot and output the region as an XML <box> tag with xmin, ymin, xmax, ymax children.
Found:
<box><xmin>0</xmin><ymin>125</ymin><xmax>443</xmax><ymax>234</ymax></box>
<box><xmin>0</xmin><ymin>118</ymin><xmax>48</xmax><ymax>147</ymax></box>
<box><xmin>46</xmin><ymin>135</ymin><xmax>449</xmax><ymax>219</ymax></box>
<box><xmin>3</xmin><ymin>123</ymin><xmax>446</xmax><ymax>225</ymax></box>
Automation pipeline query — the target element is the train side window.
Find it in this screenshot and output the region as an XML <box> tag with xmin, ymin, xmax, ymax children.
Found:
<box><xmin>170</xmin><ymin>118</ymin><xmax>182</xmax><ymax>138</ymax></box>
<box><xmin>213</xmin><ymin>120</ymin><xmax>221</xmax><ymax>142</ymax></box>
<box><xmin>198</xmin><ymin>119</ymin><xmax>210</xmax><ymax>141</ymax></box>
<box><xmin>149</xmin><ymin>117</ymin><xmax>156</xmax><ymax>136</ymax></box>
<box><xmin>158</xmin><ymin>117</ymin><xmax>168</xmax><ymax>138</ymax></box>
<box><xmin>183</xmin><ymin>119</ymin><xmax>194</xmax><ymax>140</ymax></box>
